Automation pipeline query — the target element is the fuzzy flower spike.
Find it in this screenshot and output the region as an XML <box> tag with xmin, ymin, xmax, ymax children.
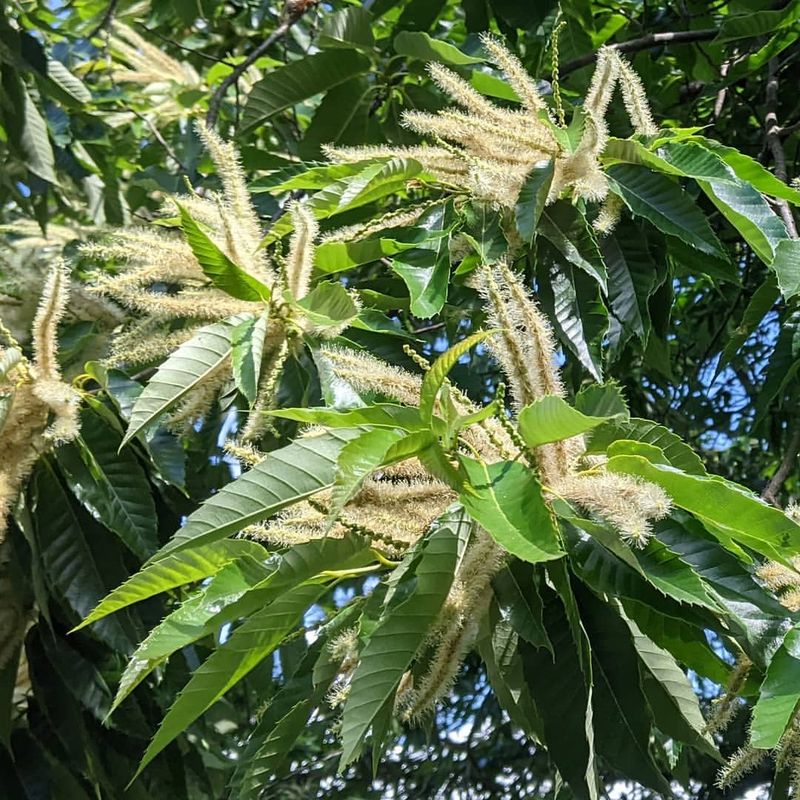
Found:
<box><xmin>326</xmin><ymin>36</ymin><xmax>658</xmax><ymax>216</ymax></box>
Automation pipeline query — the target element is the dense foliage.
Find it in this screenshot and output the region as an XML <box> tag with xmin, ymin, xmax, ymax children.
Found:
<box><xmin>3</xmin><ymin>1</ymin><xmax>800</xmax><ymax>799</ymax></box>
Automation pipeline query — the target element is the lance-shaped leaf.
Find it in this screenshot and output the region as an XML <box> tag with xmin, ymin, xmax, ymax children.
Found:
<box><xmin>242</xmin><ymin>49</ymin><xmax>372</xmax><ymax>131</ymax></box>
<box><xmin>338</xmin><ymin>509</ymin><xmax>469</xmax><ymax>767</ymax></box>
<box><xmin>607</xmin><ymin>163</ymin><xmax>724</xmax><ymax>257</ymax></box>
<box><xmin>419</xmin><ymin>329</ymin><xmax>494</xmax><ymax>421</ymax></box>
<box><xmin>518</xmin><ymin>395</ymin><xmax>616</xmax><ymax>449</ymax></box>
<box><xmin>698</xmin><ymin>177</ymin><xmax>787</xmax><ymax>265</ymax></box>
<box><xmin>110</xmin><ymin>555</ymin><xmax>272</xmax><ymax>714</ymax></box>
<box><xmin>152</xmin><ymin>428</ymin><xmax>363</xmax><ymax>559</ymax></box>
<box><xmin>539</xmin><ymin>202</ymin><xmax>608</xmax><ymax>292</ymax></box>
<box><xmin>751</xmin><ymin>626</ymin><xmax>800</xmax><ymax>749</ymax></box>
<box><xmin>266</xmin><ymin>403</ymin><xmax>425</xmax><ymax>430</ymax></box>
<box><xmin>771</xmin><ymin>238</ymin><xmax>800</xmax><ymax>301</ymax></box>
<box><xmin>515</xmin><ymin>160</ymin><xmax>554</xmax><ymax>243</ymax></box>
<box><xmin>622</xmin><ymin>611</ymin><xmax>719</xmax><ymax>759</ymax></box>
<box><xmin>295</xmin><ymin>281</ymin><xmax>359</xmax><ymax>331</ymax></box>
<box><xmin>608</xmin><ymin>454</ymin><xmax>800</xmax><ymax>563</ymax></box>
<box><xmin>459</xmin><ymin>458</ymin><xmax>563</xmax><ymax>563</ymax></box>
<box><xmin>57</xmin><ymin>402</ymin><xmax>157</xmax><ymax>560</ymax></box>
<box><xmin>74</xmin><ymin>539</ymin><xmax>267</xmax><ymax>631</ymax></box>
<box><xmin>576</xmin><ymin>587</ymin><xmax>672</xmax><ymax>795</ymax></box>
<box><xmin>132</xmin><ymin>582</ymin><xmax>326</xmax><ymax>780</ymax></box>
<box><xmin>393</xmin><ymin>30</ymin><xmax>484</xmax><ymax>65</ymax></box>
<box><xmin>178</xmin><ymin>204</ymin><xmax>271</xmax><ymax>301</ymax></box>
<box><xmin>231</xmin><ymin>312</ymin><xmax>269</xmax><ymax>405</ymax></box>
<box><xmin>123</xmin><ymin>314</ymin><xmax>248</xmax><ymax>446</ymax></box>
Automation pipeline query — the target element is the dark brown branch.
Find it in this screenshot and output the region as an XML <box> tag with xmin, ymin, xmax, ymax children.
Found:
<box><xmin>206</xmin><ymin>0</ymin><xmax>319</xmax><ymax>129</ymax></box>
<box><xmin>762</xmin><ymin>427</ymin><xmax>800</xmax><ymax>506</ymax></box>
<box><xmin>128</xmin><ymin>108</ymin><xmax>189</xmax><ymax>174</ymax></box>
<box><xmin>559</xmin><ymin>28</ymin><xmax>717</xmax><ymax>76</ymax></box>
<box><xmin>765</xmin><ymin>58</ymin><xmax>799</xmax><ymax>237</ymax></box>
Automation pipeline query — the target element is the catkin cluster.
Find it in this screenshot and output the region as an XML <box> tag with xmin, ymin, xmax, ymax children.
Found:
<box><xmin>0</xmin><ymin>261</ymin><xmax>80</xmax><ymax>545</ymax></box>
<box><xmin>85</xmin><ymin>123</ymin><xmax>352</xmax><ymax>441</ymax></box>
<box><xmin>325</xmin><ymin>37</ymin><xmax>657</xmax><ymax>219</ymax></box>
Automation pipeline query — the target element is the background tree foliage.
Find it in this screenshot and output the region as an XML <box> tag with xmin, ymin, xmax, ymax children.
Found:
<box><xmin>2</xmin><ymin>1</ymin><xmax>800</xmax><ymax>798</ymax></box>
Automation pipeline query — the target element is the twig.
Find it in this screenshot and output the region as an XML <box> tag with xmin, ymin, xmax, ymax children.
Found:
<box><xmin>559</xmin><ymin>28</ymin><xmax>717</xmax><ymax>76</ymax></box>
<box><xmin>765</xmin><ymin>58</ymin><xmax>799</xmax><ymax>238</ymax></box>
<box><xmin>762</xmin><ymin>427</ymin><xmax>800</xmax><ymax>506</ymax></box>
<box><xmin>128</xmin><ymin>108</ymin><xmax>189</xmax><ymax>174</ymax></box>
<box><xmin>206</xmin><ymin>0</ymin><xmax>319</xmax><ymax>129</ymax></box>
<box><xmin>87</xmin><ymin>0</ymin><xmax>118</xmax><ymax>39</ymax></box>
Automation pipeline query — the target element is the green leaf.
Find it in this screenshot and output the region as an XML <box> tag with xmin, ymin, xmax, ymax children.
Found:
<box><xmin>771</xmin><ymin>239</ymin><xmax>800</xmax><ymax>300</ymax></box>
<box><xmin>33</xmin><ymin>462</ymin><xmax>133</xmax><ymax>653</ymax></box>
<box><xmin>391</xmin><ymin>202</ymin><xmax>453</xmax><ymax>317</ymax></box>
<box><xmin>133</xmin><ymin>581</ymin><xmax>326</xmax><ymax>780</ymax></box>
<box><xmin>518</xmin><ymin>396</ymin><xmax>615</xmax><ymax>449</ymax></box>
<box><xmin>242</xmin><ymin>50</ymin><xmax>372</xmax><ymax>131</ymax></box>
<box><xmin>21</xmin><ymin>86</ymin><xmax>56</xmax><ymax>183</ymax></box>
<box><xmin>152</xmin><ymin>428</ymin><xmax>363</xmax><ymax>559</ymax></box>
<box><xmin>634</xmin><ymin>537</ymin><xmax>719</xmax><ymax>610</ymax></box>
<box><xmin>338</xmin><ymin>509</ymin><xmax>469</xmax><ymax>766</ymax></box>
<box><xmin>539</xmin><ymin>202</ymin><xmax>607</xmax><ymax>291</ymax></box>
<box><xmin>604</xmin><ymin>138</ymin><xmax>734</xmax><ymax>183</ymax></box>
<box><xmin>110</xmin><ymin>562</ymin><xmax>267</xmax><ymax>713</ymax></box>
<box><xmin>123</xmin><ymin>314</ymin><xmax>247</xmax><ymax>446</ymax></box>
<box><xmin>575</xmin><ymin>382</ymin><xmax>629</xmax><ymax>420</ymax></box>
<box><xmin>327</xmin><ymin>427</ymin><xmax>409</xmax><ymax>525</ymax></box>
<box><xmin>623</xmin><ymin>612</ymin><xmax>718</xmax><ymax>759</ymax></box>
<box><xmin>515</xmin><ymin>160</ymin><xmax>554</xmax><ymax>244</ymax></box>
<box><xmin>519</xmin><ymin>594</ymin><xmax>599</xmax><ymax>800</ymax></box>
<box><xmin>177</xmin><ymin>204</ymin><xmax>271</xmax><ymax>301</ymax></box>
<box><xmin>751</xmin><ymin>627</ymin><xmax>800</xmax><ymax>749</ymax></box>
<box><xmin>470</xmin><ymin>69</ymin><xmax>521</xmax><ymax>102</ymax></box>
<box><xmin>46</xmin><ymin>57</ymin><xmax>91</xmax><ymax>104</ymax></box>
<box><xmin>317</xmin><ymin>6</ymin><xmax>375</xmax><ymax>51</ymax></box>
<box><xmin>492</xmin><ymin>561</ymin><xmax>552</xmax><ymax>652</ymax></box>
<box><xmin>266</xmin><ymin>404</ymin><xmax>425</xmax><ymax>430</ymax></box>
<box><xmin>231</xmin><ymin>313</ymin><xmax>269</xmax><ymax>406</ymax></box>
<box><xmin>607</xmin><ymin>163</ymin><xmax>723</xmax><ymax>257</ymax></box>
<box><xmin>699</xmin><ymin>177</ymin><xmax>787</xmax><ymax>264</ymax></box>
<box><xmin>74</xmin><ymin>539</ymin><xmax>266</xmax><ymax>631</ymax></box>
<box><xmin>608</xmin><ymin>455</ymin><xmax>800</xmax><ymax>563</ymax></box>
<box><xmin>689</xmin><ymin>136</ymin><xmax>800</xmax><ymax>205</ymax></box>
<box><xmin>587</xmin><ymin>417</ymin><xmax>706</xmax><ymax>475</ymax></box>
<box><xmin>419</xmin><ymin>329</ymin><xmax>493</xmax><ymax>421</ymax></box>
<box><xmin>459</xmin><ymin>457</ymin><xmax>563</xmax><ymax>563</ymax></box>
<box><xmin>263</xmin><ymin>159</ymin><xmax>423</xmax><ymax>245</ymax></box>
<box><xmin>477</xmin><ymin>603</ymin><xmax>542</xmax><ymax>740</ymax></box>
<box><xmin>393</xmin><ymin>30</ymin><xmax>484</xmax><ymax>65</ymax></box>
<box><xmin>577</xmin><ymin>588</ymin><xmax>672</xmax><ymax>795</ymax></box>
<box><xmin>57</xmin><ymin>402</ymin><xmax>157</xmax><ymax>560</ymax></box>
<box><xmin>716</xmin><ymin>0</ymin><xmax>800</xmax><ymax>42</ymax></box>
<box><xmin>295</xmin><ymin>281</ymin><xmax>359</xmax><ymax>331</ymax></box>
<box><xmin>315</xmin><ymin>236</ymin><xmax>415</xmax><ymax>273</ymax></box>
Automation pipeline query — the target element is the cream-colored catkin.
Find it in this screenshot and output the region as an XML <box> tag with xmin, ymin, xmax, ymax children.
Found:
<box><xmin>705</xmin><ymin>654</ymin><xmax>752</xmax><ymax>735</ymax></box>
<box><xmin>716</xmin><ymin>745</ymin><xmax>768</xmax><ymax>790</ymax></box>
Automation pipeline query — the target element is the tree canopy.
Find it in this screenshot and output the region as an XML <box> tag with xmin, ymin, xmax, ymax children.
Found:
<box><xmin>2</xmin><ymin>1</ymin><xmax>800</xmax><ymax>799</ymax></box>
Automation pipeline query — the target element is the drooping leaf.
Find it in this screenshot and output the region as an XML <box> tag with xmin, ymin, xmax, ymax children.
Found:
<box><xmin>317</xmin><ymin>6</ymin><xmax>375</xmax><ymax>50</ymax></box>
<box><xmin>751</xmin><ymin>626</ymin><xmax>800</xmax><ymax>749</ymax></box>
<box><xmin>75</xmin><ymin>539</ymin><xmax>267</xmax><ymax>631</ymax></box>
<box><xmin>607</xmin><ymin>163</ymin><xmax>724</xmax><ymax>257</ymax></box>
<box><xmin>57</xmin><ymin>402</ymin><xmax>157</xmax><ymax>560</ymax></box>
<box><xmin>152</xmin><ymin>428</ymin><xmax>363</xmax><ymax>558</ymax></box>
<box><xmin>231</xmin><ymin>312</ymin><xmax>269</xmax><ymax>405</ymax></box>
<box><xmin>133</xmin><ymin>582</ymin><xmax>327</xmax><ymax>779</ymax></box>
<box><xmin>608</xmin><ymin>455</ymin><xmax>800</xmax><ymax>563</ymax></box>
<box><xmin>515</xmin><ymin>160</ymin><xmax>554</xmax><ymax>244</ymax></box>
<box><xmin>771</xmin><ymin>239</ymin><xmax>800</xmax><ymax>301</ymax></box>
<box><xmin>123</xmin><ymin>314</ymin><xmax>248</xmax><ymax>446</ymax></box>
<box><xmin>295</xmin><ymin>281</ymin><xmax>360</xmax><ymax>331</ymax></box>
<box><xmin>338</xmin><ymin>509</ymin><xmax>469</xmax><ymax>766</ymax></box>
